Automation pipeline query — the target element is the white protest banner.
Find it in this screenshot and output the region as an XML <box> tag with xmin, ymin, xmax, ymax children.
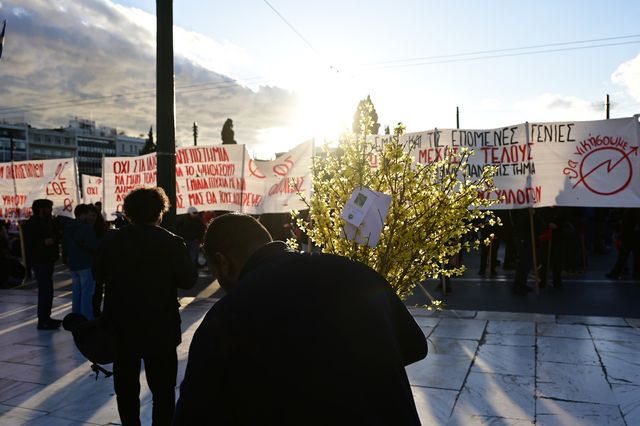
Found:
<box><xmin>244</xmin><ymin>140</ymin><xmax>313</xmax><ymax>214</ymax></box>
<box><xmin>81</xmin><ymin>175</ymin><xmax>103</xmax><ymax>205</ymax></box>
<box><xmin>175</xmin><ymin>144</ymin><xmax>247</xmax><ymax>214</ymax></box>
<box><xmin>102</xmin><ymin>153</ymin><xmax>156</xmax><ymax>218</ymax></box>
<box><xmin>529</xmin><ymin>117</ymin><xmax>640</xmax><ymax>208</ymax></box>
<box><xmin>0</xmin><ymin>157</ymin><xmax>79</xmax><ymax>219</ymax></box>
<box><xmin>401</xmin><ymin>117</ymin><xmax>640</xmax><ymax>208</ymax></box>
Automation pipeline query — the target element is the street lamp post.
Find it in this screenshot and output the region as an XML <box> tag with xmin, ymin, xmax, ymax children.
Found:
<box><xmin>156</xmin><ymin>0</ymin><xmax>177</xmax><ymax>230</ymax></box>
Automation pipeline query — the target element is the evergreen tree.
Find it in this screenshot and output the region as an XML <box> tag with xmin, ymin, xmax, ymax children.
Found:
<box><xmin>221</xmin><ymin>118</ymin><xmax>237</xmax><ymax>144</ymax></box>
<box><xmin>352</xmin><ymin>95</ymin><xmax>381</xmax><ymax>135</ymax></box>
<box><xmin>139</xmin><ymin>126</ymin><xmax>156</xmax><ymax>155</ymax></box>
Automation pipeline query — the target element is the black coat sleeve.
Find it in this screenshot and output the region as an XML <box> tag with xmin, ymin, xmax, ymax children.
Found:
<box><xmin>171</xmin><ymin>236</ymin><xmax>197</xmax><ymax>290</ymax></box>
<box><xmin>386</xmin><ymin>286</ymin><xmax>428</xmax><ymax>366</ymax></box>
<box><xmin>173</xmin><ymin>313</ymin><xmax>234</xmax><ymax>425</ymax></box>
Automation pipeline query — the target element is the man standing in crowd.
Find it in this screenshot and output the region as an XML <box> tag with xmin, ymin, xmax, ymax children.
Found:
<box><xmin>174</xmin><ymin>213</ymin><xmax>427</xmax><ymax>425</ymax></box>
<box><xmin>94</xmin><ymin>187</ymin><xmax>197</xmax><ymax>426</ymax></box>
<box><xmin>62</xmin><ymin>204</ymin><xmax>99</xmax><ymax>320</ymax></box>
<box><xmin>176</xmin><ymin>206</ymin><xmax>205</xmax><ymax>269</ymax></box>
<box><xmin>23</xmin><ymin>199</ymin><xmax>62</xmax><ymax>330</ymax></box>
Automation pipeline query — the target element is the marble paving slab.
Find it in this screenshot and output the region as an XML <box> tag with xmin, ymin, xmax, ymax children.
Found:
<box><xmin>406</xmin><ymin>354</ymin><xmax>474</xmax><ymax>391</ymax></box>
<box><xmin>0</xmin><ymin>379</ymin><xmax>42</xmax><ymax>404</ymax></box>
<box><xmin>432</xmin><ymin>318</ymin><xmax>486</xmax><ymax>340</ymax></box>
<box><xmin>413</xmin><ymin>316</ymin><xmax>440</xmax><ymax>328</ymax></box>
<box><xmin>557</xmin><ymin>315</ymin><xmax>629</xmax><ymax>327</ymax></box>
<box><xmin>447</xmin><ymin>414</ymin><xmax>535</xmax><ymax>425</ymax></box>
<box><xmin>483</xmin><ymin>333</ymin><xmax>535</xmax><ymax>347</ymax></box>
<box><xmin>486</xmin><ymin>320</ymin><xmax>535</xmax><ymax>336</ymax></box>
<box><xmin>475</xmin><ymin>311</ymin><xmax>554</xmax><ymax>323</ymax></box>
<box><xmin>536</xmin><ymin>397</ymin><xmax>625</xmax><ymax>425</ymax></box>
<box><xmin>451</xmin><ymin>372</ymin><xmax>535</xmax><ymax>422</ymax></box>
<box><xmin>611</xmin><ymin>384</ymin><xmax>640</xmax><ymax>426</ymax></box>
<box><xmin>537</xmin><ymin>336</ymin><xmax>600</xmax><ymax>365</ymax></box>
<box><xmin>626</xmin><ymin>318</ymin><xmax>640</xmax><ymax>328</ymax></box>
<box><xmin>536</xmin><ymin>323</ymin><xmax>591</xmax><ymax>339</ymax></box>
<box><xmin>0</xmin><ymin>403</ymin><xmax>48</xmax><ymax>423</ymax></box>
<box><xmin>589</xmin><ymin>325</ymin><xmax>640</xmax><ymax>343</ymax></box>
<box><xmin>537</xmin><ymin>361</ymin><xmax>617</xmax><ymax>405</ymax></box>
<box><xmin>411</xmin><ymin>385</ymin><xmax>458</xmax><ymax>425</ymax></box>
<box><xmin>434</xmin><ymin>310</ymin><xmax>478</xmax><ymax>319</ymax></box>
<box><xmin>598</xmin><ymin>351</ymin><xmax>640</xmax><ymax>386</ymax></box>
<box><xmin>470</xmin><ymin>344</ymin><xmax>535</xmax><ymax>377</ymax></box>
<box><xmin>593</xmin><ymin>338</ymin><xmax>640</xmax><ymax>355</ymax></box>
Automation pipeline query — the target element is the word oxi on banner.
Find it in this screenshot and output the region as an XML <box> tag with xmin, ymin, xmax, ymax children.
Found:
<box><xmin>2</xmin><ymin>117</ymin><xmax>640</xmax><ymax>219</ymax></box>
<box><xmin>81</xmin><ymin>175</ymin><xmax>103</xmax><ymax>205</ymax></box>
<box><xmin>101</xmin><ymin>141</ymin><xmax>313</xmax><ymax>218</ymax></box>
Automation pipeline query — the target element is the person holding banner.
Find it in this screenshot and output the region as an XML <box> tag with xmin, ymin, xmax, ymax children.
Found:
<box><xmin>93</xmin><ymin>187</ymin><xmax>196</xmax><ymax>426</ymax></box>
<box><xmin>174</xmin><ymin>213</ymin><xmax>427</xmax><ymax>425</ymax></box>
<box><xmin>22</xmin><ymin>199</ymin><xmax>63</xmax><ymax>330</ymax></box>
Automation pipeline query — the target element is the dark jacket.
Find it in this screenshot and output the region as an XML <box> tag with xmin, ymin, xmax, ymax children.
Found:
<box><xmin>22</xmin><ymin>215</ymin><xmax>60</xmax><ymax>264</ymax></box>
<box><xmin>176</xmin><ymin>215</ymin><xmax>206</xmax><ymax>241</ymax></box>
<box><xmin>174</xmin><ymin>242</ymin><xmax>427</xmax><ymax>426</ymax></box>
<box><xmin>61</xmin><ymin>218</ymin><xmax>98</xmax><ymax>271</ymax></box>
<box><xmin>93</xmin><ymin>224</ymin><xmax>197</xmax><ymax>349</ymax></box>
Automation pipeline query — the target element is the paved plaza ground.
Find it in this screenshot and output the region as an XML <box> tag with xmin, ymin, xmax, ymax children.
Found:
<box><xmin>0</xmin><ymin>287</ymin><xmax>639</xmax><ymax>425</ymax></box>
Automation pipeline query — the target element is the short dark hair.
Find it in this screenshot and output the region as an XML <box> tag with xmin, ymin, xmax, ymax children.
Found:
<box><xmin>123</xmin><ymin>187</ymin><xmax>170</xmax><ymax>224</ymax></box>
<box><xmin>74</xmin><ymin>204</ymin><xmax>91</xmax><ymax>218</ymax></box>
<box><xmin>31</xmin><ymin>199</ymin><xmax>53</xmax><ymax>214</ymax></box>
<box><xmin>203</xmin><ymin>213</ymin><xmax>272</xmax><ymax>259</ymax></box>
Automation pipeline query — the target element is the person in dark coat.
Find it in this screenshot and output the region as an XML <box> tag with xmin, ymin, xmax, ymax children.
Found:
<box><xmin>93</xmin><ymin>187</ymin><xmax>197</xmax><ymax>426</ymax></box>
<box><xmin>176</xmin><ymin>207</ymin><xmax>205</xmax><ymax>269</ymax></box>
<box><xmin>22</xmin><ymin>199</ymin><xmax>62</xmax><ymax>330</ymax></box>
<box><xmin>174</xmin><ymin>213</ymin><xmax>428</xmax><ymax>426</ymax></box>
<box><xmin>606</xmin><ymin>208</ymin><xmax>640</xmax><ymax>280</ymax></box>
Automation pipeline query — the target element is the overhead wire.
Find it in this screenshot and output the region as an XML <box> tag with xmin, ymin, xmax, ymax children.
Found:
<box><xmin>2</xmin><ymin>34</ymin><xmax>639</xmax><ymax>115</ymax></box>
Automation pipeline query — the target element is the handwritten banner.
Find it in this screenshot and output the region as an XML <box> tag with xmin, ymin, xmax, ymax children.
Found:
<box><xmin>0</xmin><ymin>158</ymin><xmax>79</xmax><ymax>219</ymax></box>
<box><xmin>400</xmin><ymin>117</ymin><xmax>640</xmax><ymax>208</ymax></box>
<box><xmin>103</xmin><ymin>140</ymin><xmax>313</xmax><ymax>217</ymax></box>
<box><xmin>4</xmin><ymin>117</ymin><xmax>639</xmax><ymax>218</ymax></box>
<box><xmin>102</xmin><ymin>153</ymin><xmax>157</xmax><ymax>218</ymax></box>
<box><xmin>81</xmin><ymin>175</ymin><xmax>103</xmax><ymax>205</ymax></box>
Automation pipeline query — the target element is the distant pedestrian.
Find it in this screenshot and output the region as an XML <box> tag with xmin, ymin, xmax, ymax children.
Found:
<box><xmin>60</xmin><ymin>204</ymin><xmax>99</xmax><ymax>320</ymax></box>
<box><xmin>174</xmin><ymin>213</ymin><xmax>427</xmax><ymax>425</ymax></box>
<box><xmin>22</xmin><ymin>199</ymin><xmax>62</xmax><ymax>330</ymax></box>
<box><xmin>176</xmin><ymin>207</ymin><xmax>205</xmax><ymax>269</ymax></box>
<box><xmin>93</xmin><ymin>187</ymin><xmax>196</xmax><ymax>426</ymax></box>
<box><xmin>88</xmin><ymin>203</ymin><xmax>109</xmax><ymax>317</ymax></box>
<box><xmin>606</xmin><ymin>209</ymin><xmax>640</xmax><ymax>280</ymax></box>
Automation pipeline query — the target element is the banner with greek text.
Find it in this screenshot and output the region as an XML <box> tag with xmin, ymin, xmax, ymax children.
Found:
<box><xmin>175</xmin><ymin>144</ymin><xmax>246</xmax><ymax>214</ymax></box>
<box><xmin>0</xmin><ymin>157</ymin><xmax>79</xmax><ymax>219</ymax></box>
<box><xmin>81</xmin><ymin>175</ymin><xmax>103</xmax><ymax>205</ymax></box>
<box><xmin>102</xmin><ymin>153</ymin><xmax>157</xmax><ymax>218</ymax></box>
<box><xmin>400</xmin><ymin>117</ymin><xmax>640</xmax><ymax>208</ymax></box>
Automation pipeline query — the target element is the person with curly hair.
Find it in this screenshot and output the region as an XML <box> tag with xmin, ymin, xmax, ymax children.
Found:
<box><xmin>94</xmin><ymin>187</ymin><xmax>197</xmax><ymax>426</ymax></box>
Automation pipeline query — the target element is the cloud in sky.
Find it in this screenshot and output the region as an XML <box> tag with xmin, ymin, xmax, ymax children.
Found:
<box><xmin>0</xmin><ymin>0</ymin><xmax>298</xmax><ymax>152</ymax></box>
<box><xmin>612</xmin><ymin>52</ymin><xmax>640</xmax><ymax>103</ymax></box>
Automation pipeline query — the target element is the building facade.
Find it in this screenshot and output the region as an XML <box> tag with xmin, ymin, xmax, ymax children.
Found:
<box><xmin>116</xmin><ymin>134</ymin><xmax>145</xmax><ymax>157</ymax></box>
<box><xmin>0</xmin><ymin>122</ymin><xmax>28</xmax><ymax>162</ymax></box>
<box><xmin>27</xmin><ymin>127</ymin><xmax>78</xmax><ymax>161</ymax></box>
<box><xmin>0</xmin><ymin>118</ymin><xmax>147</xmax><ymax>176</ymax></box>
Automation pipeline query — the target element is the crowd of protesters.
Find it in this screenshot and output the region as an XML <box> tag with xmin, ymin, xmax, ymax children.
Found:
<box><xmin>4</xmin><ymin>193</ymin><xmax>640</xmax><ymax>424</ymax></box>
<box><xmin>471</xmin><ymin>207</ymin><xmax>640</xmax><ymax>294</ymax></box>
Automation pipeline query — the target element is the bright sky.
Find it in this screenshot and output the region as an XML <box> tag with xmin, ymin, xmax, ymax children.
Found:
<box><xmin>4</xmin><ymin>0</ymin><xmax>640</xmax><ymax>156</ymax></box>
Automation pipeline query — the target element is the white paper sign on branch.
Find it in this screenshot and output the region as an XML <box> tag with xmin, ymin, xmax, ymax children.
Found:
<box><xmin>342</xmin><ymin>187</ymin><xmax>392</xmax><ymax>247</ymax></box>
